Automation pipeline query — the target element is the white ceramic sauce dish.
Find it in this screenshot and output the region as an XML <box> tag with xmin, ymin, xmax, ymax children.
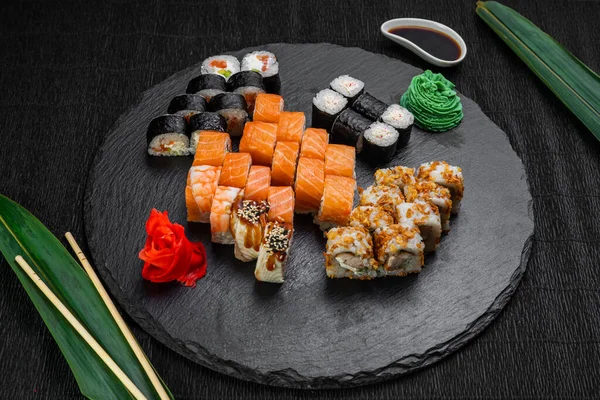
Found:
<box><xmin>380</xmin><ymin>18</ymin><xmax>467</xmax><ymax>67</ymax></box>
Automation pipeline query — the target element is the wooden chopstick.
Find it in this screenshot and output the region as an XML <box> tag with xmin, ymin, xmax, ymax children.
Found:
<box><xmin>64</xmin><ymin>232</ymin><xmax>170</xmax><ymax>400</ymax></box>
<box><xmin>14</xmin><ymin>255</ymin><xmax>148</xmax><ymax>400</ymax></box>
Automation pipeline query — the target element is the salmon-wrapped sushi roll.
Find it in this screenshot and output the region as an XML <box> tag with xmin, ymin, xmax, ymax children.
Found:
<box><xmin>239</xmin><ymin>122</ymin><xmax>278</xmax><ymax>166</ymax></box>
<box><xmin>294</xmin><ymin>157</ymin><xmax>325</xmax><ymax>214</ymax></box>
<box><xmin>210</xmin><ymin>186</ymin><xmax>243</xmax><ymax>244</ymax></box>
<box><xmin>219</xmin><ymin>152</ymin><xmax>252</xmax><ymax>188</ymax></box>
<box><xmin>189</xmin><ymin>165</ymin><xmax>222</xmax><ymax>223</ymax></box>
<box><xmin>255</xmin><ymin>221</ymin><xmax>293</xmax><ymax>283</ymax></box>
<box><xmin>417</xmin><ymin>161</ymin><xmax>464</xmax><ymax>215</ymax></box>
<box><xmin>374</xmin><ymin>165</ymin><xmax>416</xmax><ymax>190</ymax></box>
<box><xmin>244</xmin><ymin>166</ymin><xmax>271</xmax><ymax>201</ymax></box>
<box><xmin>192</xmin><ymin>131</ymin><xmax>231</xmax><ymax>166</ymax></box>
<box><xmin>396</xmin><ymin>200</ymin><xmax>442</xmax><ymax>252</ymax></box>
<box><xmin>277</xmin><ymin>112</ymin><xmax>305</xmax><ymax>143</ymax></box>
<box><xmin>267</xmin><ymin>186</ymin><xmax>294</xmax><ymax>224</ymax></box>
<box><xmin>374</xmin><ymin>224</ymin><xmax>424</xmax><ymax>277</ymax></box>
<box><xmin>324</xmin><ymin>226</ymin><xmax>376</xmax><ymax>280</ymax></box>
<box><xmin>271</xmin><ymin>141</ymin><xmax>300</xmax><ymax>186</ymax></box>
<box><xmin>324</xmin><ymin>144</ymin><xmax>355</xmax><ymax>178</ymax></box>
<box><xmin>299</xmin><ymin>128</ymin><xmax>328</xmax><ymax>160</ymax></box>
<box><xmin>359</xmin><ymin>184</ymin><xmax>404</xmax><ymax>217</ymax></box>
<box><xmin>348</xmin><ymin>205</ymin><xmax>394</xmax><ymax>233</ymax></box>
<box><xmin>404</xmin><ymin>181</ymin><xmax>452</xmax><ymax>232</ymax></box>
<box><xmin>253</xmin><ymin>93</ymin><xmax>284</xmax><ymax>123</ymax></box>
<box><xmin>314</xmin><ymin>175</ymin><xmax>356</xmax><ymax>230</ymax></box>
<box><xmin>231</xmin><ymin>196</ymin><xmax>269</xmax><ymax>262</ymax></box>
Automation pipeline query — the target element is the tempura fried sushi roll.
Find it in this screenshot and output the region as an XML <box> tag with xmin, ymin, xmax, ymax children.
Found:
<box><xmin>277</xmin><ymin>112</ymin><xmax>305</xmax><ymax>143</ymax></box>
<box><xmin>255</xmin><ymin>221</ymin><xmax>293</xmax><ymax>283</ymax></box>
<box><xmin>267</xmin><ymin>186</ymin><xmax>295</xmax><ymax>224</ymax></box>
<box><xmin>208</xmin><ymin>93</ymin><xmax>248</xmax><ymax>136</ymax></box>
<box><xmin>348</xmin><ymin>205</ymin><xmax>394</xmax><ymax>233</ymax></box>
<box><xmin>324</xmin><ymin>226</ymin><xmax>376</xmax><ymax>280</ymax></box>
<box><xmin>396</xmin><ymin>200</ymin><xmax>441</xmax><ymax>252</ymax></box>
<box><xmin>189</xmin><ymin>165</ymin><xmax>222</xmax><ymax>223</ymax></box>
<box><xmin>300</xmin><ymin>128</ymin><xmax>329</xmax><ymax>160</ymax></box>
<box><xmin>271</xmin><ymin>141</ymin><xmax>300</xmax><ymax>186</ymax></box>
<box><xmin>374</xmin><ymin>165</ymin><xmax>416</xmax><ymax>190</ymax></box>
<box><xmin>231</xmin><ymin>197</ymin><xmax>269</xmax><ymax>262</ymax></box>
<box><xmin>374</xmin><ymin>224</ymin><xmax>424</xmax><ymax>277</ymax></box>
<box><xmin>200</xmin><ymin>55</ymin><xmax>240</xmax><ymax>80</ymax></box>
<box><xmin>241</xmin><ymin>51</ymin><xmax>281</xmax><ymax>94</ymax></box>
<box><xmin>186</xmin><ymin>74</ymin><xmax>227</xmax><ymax>101</ymax></box>
<box><xmin>324</xmin><ymin>144</ymin><xmax>356</xmax><ymax>178</ymax></box>
<box><xmin>329</xmin><ymin>75</ymin><xmax>365</xmax><ymax>105</ymax></box>
<box><xmin>188</xmin><ymin>112</ymin><xmax>227</xmax><ymax>154</ymax></box>
<box><xmin>312</xmin><ymin>89</ymin><xmax>348</xmax><ymax>131</ymax></box>
<box><xmin>253</xmin><ymin>93</ymin><xmax>284</xmax><ymax>123</ymax></box>
<box><xmin>210</xmin><ymin>186</ymin><xmax>243</xmax><ymax>244</ymax></box>
<box><xmin>359</xmin><ymin>184</ymin><xmax>404</xmax><ymax>217</ymax></box>
<box><xmin>404</xmin><ymin>181</ymin><xmax>452</xmax><ymax>232</ymax></box>
<box><xmin>219</xmin><ymin>152</ymin><xmax>252</xmax><ymax>188</ymax></box>
<box><xmin>244</xmin><ymin>165</ymin><xmax>271</xmax><ymax>201</ymax></box>
<box><xmin>167</xmin><ymin>94</ymin><xmax>207</xmax><ymax>122</ymax></box>
<box><xmin>417</xmin><ymin>161</ymin><xmax>464</xmax><ymax>214</ymax></box>
<box><xmin>351</xmin><ymin>92</ymin><xmax>388</xmax><ymax>121</ymax></box>
<box><xmin>330</xmin><ymin>108</ymin><xmax>371</xmax><ymax>152</ymax></box>
<box><xmin>239</xmin><ymin>122</ymin><xmax>278</xmax><ymax>166</ymax></box>
<box><xmin>294</xmin><ymin>157</ymin><xmax>325</xmax><ymax>214</ymax></box>
<box><xmin>226</xmin><ymin>70</ymin><xmax>265</xmax><ymax>115</ymax></box>
<box><xmin>314</xmin><ymin>175</ymin><xmax>356</xmax><ymax>230</ymax></box>
<box><xmin>192</xmin><ymin>131</ymin><xmax>231</xmax><ymax>166</ymax></box>
<box><xmin>147</xmin><ymin>114</ymin><xmax>189</xmax><ymax>156</ymax></box>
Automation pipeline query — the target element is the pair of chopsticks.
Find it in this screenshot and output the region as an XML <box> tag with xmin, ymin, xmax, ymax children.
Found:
<box><xmin>14</xmin><ymin>233</ymin><xmax>170</xmax><ymax>400</ymax></box>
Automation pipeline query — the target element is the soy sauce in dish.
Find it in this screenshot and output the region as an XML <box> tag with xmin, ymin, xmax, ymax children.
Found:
<box><xmin>388</xmin><ymin>26</ymin><xmax>461</xmax><ymax>61</ymax></box>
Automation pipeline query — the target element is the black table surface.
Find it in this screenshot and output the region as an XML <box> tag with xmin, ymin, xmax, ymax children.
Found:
<box><xmin>1</xmin><ymin>0</ymin><xmax>599</xmax><ymax>398</ymax></box>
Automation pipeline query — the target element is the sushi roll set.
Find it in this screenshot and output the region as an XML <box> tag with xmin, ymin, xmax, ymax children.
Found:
<box><xmin>311</xmin><ymin>75</ymin><xmax>415</xmax><ymax>164</ymax></box>
<box><xmin>185</xmin><ymin>92</ymin><xmax>358</xmax><ymax>284</ymax></box>
<box><xmin>147</xmin><ymin>51</ymin><xmax>281</xmax><ymax>156</ymax></box>
<box><xmin>324</xmin><ymin>161</ymin><xmax>464</xmax><ymax>280</ymax></box>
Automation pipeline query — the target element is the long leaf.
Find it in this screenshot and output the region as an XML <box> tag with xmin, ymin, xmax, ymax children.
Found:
<box><xmin>0</xmin><ymin>195</ymin><xmax>173</xmax><ymax>400</ymax></box>
<box><xmin>476</xmin><ymin>1</ymin><xmax>600</xmax><ymax>141</ymax></box>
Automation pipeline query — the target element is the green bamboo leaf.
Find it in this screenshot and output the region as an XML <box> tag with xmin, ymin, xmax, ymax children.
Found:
<box><xmin>0</xmin><ymin>195</ymin><xmax>173</xmax><ymax>400</ymax></box>
<box><xmin>476</xmin><ymin>1</ymin><xmax>600</xmax><ymax>141</ymax></box>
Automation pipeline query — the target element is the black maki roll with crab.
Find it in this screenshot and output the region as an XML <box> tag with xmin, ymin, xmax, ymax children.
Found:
<box><xmin>352</xmin><ymin>92</ymin><xmax>388</xmax><ymax>121</ymax></box>
<box><xmin>207</xmin><ymin>93</ymin><xmax>248</xmax><ymax>137</ymax></box>
<box><xmin>330</xmin><ymin>108</ymin><xmax>371</xmax><ymax>153</ymax></box>
<box><xmin>146</xmin><ymin>114</ymin><xmax>189</xmax><ymax>156</ymax></box>
<box><xmin>226</xmin><ymin>70</ymin><xmax>265</xmax><ymax>116</ymax></box>
<box><xmin>167</xmin><ymin>94</ymin><xmax>207</xmax><ymax>122</ymax></box>
<box><xmin>186</xmin><ymin>74</ymin><xmax>227</xmax><ymax>101</ymax></box>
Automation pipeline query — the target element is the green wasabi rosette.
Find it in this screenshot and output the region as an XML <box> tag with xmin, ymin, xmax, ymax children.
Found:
<box><xmin>400</xmin><ymin>70</ymin><xmax>463</xmax><ymax>132</ymax></box>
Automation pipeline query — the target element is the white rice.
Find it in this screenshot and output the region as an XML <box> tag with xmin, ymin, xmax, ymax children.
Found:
<box><xmin>364</xmin><ymin>122</ymin><xmax>399</xmax><ymax>146</ymax></box>
<box><xmin>312</xmin><ymin>89</ymin><xmax>348</xmax><ymax>115</ymax></box>
<box><xmin>148</xmin><ymin>134</ymin><xmax>190</xmax><ymax>156</ymax></box>
<box><xmin>381</xmin><ymin>104</ymin><xmax>414</xmax><ymax>129</ymax></box>
<box><xmin>201</xmin><ymin>55</ymin><xmax>240</xmax><ymax>80</ymax></box>
<box><xmin>241</xmin><ymin>51</ymin><xmax>279</xmax><ymax>78</ymax></box>
<box><xmin>330</xmin><ymin>75</ymin><xmax>364</xmax><ymax>98</ymax></box>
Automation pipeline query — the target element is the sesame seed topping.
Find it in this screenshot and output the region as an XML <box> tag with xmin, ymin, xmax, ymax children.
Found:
<box><xmin>264</xmin><ymin>223</ymin><xmax>290</xmax><ymax>253</ymax></box>
<box><xmin>237</xmin><ymin>200</ymin><xmax>269</xmax><ymax>224</ymax></box>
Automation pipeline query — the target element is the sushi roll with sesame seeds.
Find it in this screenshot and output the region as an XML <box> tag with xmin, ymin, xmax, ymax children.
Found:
<box><xmin>330</xmin><ymin>75</ymin><xmax>365</xmax><ymax>105</ymax></box>
<box><xmin>146</xmin><ymin>114</ymin><xmax>189</xmax><ymax>156</ymax></box>
<box><xmin>373</xmin><ymin>224</ymin><xmax>424</xmax><ymax>277</ymax></box>
<box><xmin>254</xmin><ymin>221</ymin><xmax>294</xmax><ymax>283</ymax></box>
<box><xmin>312</xmin><ymin>89</ymin><xmax>348</xmax><ymax>132</ymax></box>
<box><xmin>324</xmin><ymin>226</ymin><xmax>377</xmax><ymax>280</ymax></box>
<box><xmin>396</xmin><ymin>200</ymin><xmax>442</xmax><ymax>252</ymax></box>
<box><xmin>200</xmin><ymin>55</ymin><xmax>240</xmax><ymax>80</ymax></box>
<box><xmin>380</xmin><ymin>104</ymin><xmax>414</xmax><ymax>151</ymax></box>
<box><xmin>231</xmin><ymin>196</ymin><xmax>270</xmax><ymax>262</ymax></box>
<box><xmin>186</xmin><ymin>74</ymin><xmax>227</xmax><ymax>101</ymax></box>
<box><xmin>361</xmin><ymin>122</ymin><xmax>399</xmax><ymax>164</ymax></box>
<box><xmin>417</xmin><ymin>161</ymin><xmax>464</xmax><ymax>214</ymax></box>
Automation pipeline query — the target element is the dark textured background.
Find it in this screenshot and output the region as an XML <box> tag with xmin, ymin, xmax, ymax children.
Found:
<box><xmin>0</xmin><ymin>0</ymin><xmax>599</xmax><ymax>398</ymax></box>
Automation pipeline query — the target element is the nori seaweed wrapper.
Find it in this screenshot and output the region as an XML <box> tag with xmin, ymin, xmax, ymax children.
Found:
<box><xmin>208</xmin><ymin>92</ymin><xmax>247</xmax><ymax>112</ymax></box>
<box><xmin>330</xmin><ymin>108</ymin><xmax>372</xmax><ymax>152</ymax></box>
<box><xmin>362</xmin><ymin>133</ymin><xmax>398</xmax><ymax>165</ymax></box>
<box><xmin>188</xmin><ymin>112</ymin><xmax>227</xmax><ymax>133</ymax></box>
<box><xmin>264</xmin><ymin>74</ymin><xmax>281</xmax><ymax>94</ymax></box>
<box><xmin>394</xmin><ymin>126</ymin><xmax>412</xmax><ymax>151</ymax></box>
<box><xmin>226</xmin><ymin>71</ymin><xmax>265</xmax><ymax>92</ymax></box>
<box><xmin>186</xmin><ymin>74</ymin><xmax>227</xmax><ymax>94</ymax></box>
<box><xmin>167</xmin><ymin>94</ymin><xmax>207</xmax><ymax>114</ymax></box>
<box><xmin>146</xmin><ymin>114</ymin><xmax>187</xmax><ymax>145</ymax></box>
<box><xmin>311</xmin><ymin>104</ymin><xmax>341</xmax><ymax>132</ymax></box>
<box><xmin>351</xmin><ymin>93</ymin><xmax>388</xmax><ymax>121</ymax></box>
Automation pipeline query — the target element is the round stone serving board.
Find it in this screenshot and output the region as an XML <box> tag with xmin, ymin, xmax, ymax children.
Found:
<box><xmin>84</xmin><ymin>43</ymin><xmax>533</xmax><ymax>389</ymax></box>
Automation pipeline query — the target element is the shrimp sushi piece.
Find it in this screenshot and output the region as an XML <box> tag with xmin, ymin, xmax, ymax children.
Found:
<box><xmin>277</xmin><ymin>112</ymin><xmax>305</xmax><ymax>143</ymax></box>
<box><xmin>267</xmin><ymin>186</ymin><xmax>295</xmax><ymax>224</ymax></box>
<box><xmin>416</xmin><ymin>161</ymin><xmax>464</xmax><ymax>215</ymax></box>
<box><xmin>359</xmin><ymin>184</ymin><xmax>404</xmax><ymax>218</ymax></box>
<box><xmin>239</xmin><ymin>122</ymin><xmax>277</xmax><ymax>166</ymax></box>
<box><xmin>374</xmin><ymin>165</ymin><xmax>416</xmax><ymax>190</ymax></box>
<box><xmin>185</xmin><ymin>175</ymin><xmax>202</xmax><ymax>222</ymax></box>
<box><xmin>314</xmin><ymin>175</ymin><xmax>356</xmax><ymax>230</ymax></box>
<box><xmin>254</xmin><ymin>221</ymin><xmax>293</xmax><ymax>283</ymax></box>
<box><xmin>253</xmin><ymin>93</ymin><xmax>284</xmax><ymax>123</ymax></box>
<box><xmin>210</xmin><ymin>186</ymin><xmax>243</xmax><ymax>244</ymax></box>
<box><xmin>294</xmin><ymin>157</ymin><xmax>325</xmax><ymax>214</ymax></box>
<box><xmin>192</xmin><ymin>131</ymin><xmax>231</xmax><ymax>166</ymax></box>
<box><xmin>244</xmin><ymin>165</ymin><xmax>271</xmax><ymax>201</ymax></box>
<box><xmin>299</xmin><ymin>128</ymin><xmax>328</xmax><ymax>160</ymax></box>
<box><xmin>219</xmin><ymin>152</ymin><xmax>252</xmax><ymax>188</ymax></box>
<box><xmin>231</xmin><ymin>196</ymin><xmax>269</xmax><ymax>262</ymax></box>
<box><xmin>324</xmin><ymin>144</ymin><xmax>355</xmax><ymax>178</ymax></box>
<box><xmin>189</xmin><ymin>165</ymin><xmax>222</xmax><ymax>223</ymax></box>
<box><xmin>271</xmin><ymin>141</ymin><xmax>300</xmax><ymax>186</ymax></box>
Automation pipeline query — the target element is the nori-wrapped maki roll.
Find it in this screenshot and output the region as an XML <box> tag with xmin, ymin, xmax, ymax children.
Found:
<box><xmin>330</xmin><ymin>75</ymin><xmax>365</xmax><ymax>105</ymax></box>
<box><xmin>208</xmin><ymin>93</ymin><xmax>248</xmax><ymax>137</ymax></box>
<box><xmin>167</xmin><ymin>94</ymin><xmax>207</xmax><ymax>122</ymax></box>
<box><xmin>241</xmin><ymin>51</ymin><xmax>281</xmax><ymax>94</ymax></box>
<box><xmin>200</xmin><ymin>55</ymin><xmax>240</xmax><ymax>80</ymax></box>
<box><xmin>186</xmin><ymin>74</ymin><xmax>227</xmax><ymax>101</ymax></box>
<box><xmin>361</xmin><ymin>122</ymin><xmax>399</xmax><ymax>165</ymax></box>
<box><xmin>226</xmin><ymin>71</ymin><xmax>266</xmax><ymax>116</ymax></box>
<box><xmin>352</xmin><ymin>92</ymin><xmax>388</xmax><ymax>121</ymax></box>
<box><xmin>380</xmin><ymin>104</ymin><xmax>414</xmax><ymax>151</ymax></box>
<box><xmin>146</xmin><ymin>114</ymin><xmax>189</xmax><ymax>156</ymax></box>
<box><xmin>188</xmin><ymin>112</ymin><xmax>228</xmax><ymax>154</ymax></box>
<box><xmin>311</xmin><ymin>89</ymin><xmax>348</xmax><ymax>132</ymax></box>
<box><xmin>330</xmin><ymin>108</ymin><xmax>372</xmax><ymax>153</ymax></box>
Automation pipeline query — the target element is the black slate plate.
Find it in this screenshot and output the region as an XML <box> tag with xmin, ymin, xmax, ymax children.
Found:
<box><xmin>84</xmin><ymin>43</ymin><xmax>533</xmax><ymax>389</ymax></box>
